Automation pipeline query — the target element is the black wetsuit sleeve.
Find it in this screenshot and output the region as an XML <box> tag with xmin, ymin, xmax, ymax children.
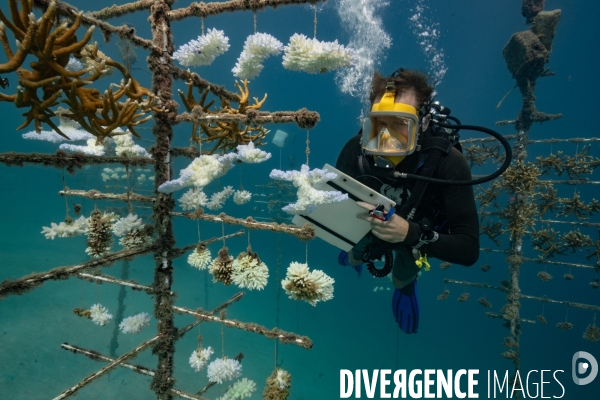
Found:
<box><xmin>405</xmin><ymin>148</ymin><xmax>480</xmax><ymax>266</ymax></box>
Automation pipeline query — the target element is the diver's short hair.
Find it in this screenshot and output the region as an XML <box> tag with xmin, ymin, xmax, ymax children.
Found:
<box><xmin>370</xmin><ymin>68</ymin><xmax>434</xmax><ymax>111</ymax></box>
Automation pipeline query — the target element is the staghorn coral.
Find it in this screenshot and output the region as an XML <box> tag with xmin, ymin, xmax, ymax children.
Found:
<box><xmin>209</xmin><ymin>247</ymin><xmax>235</xmax><ymax>285</ymax></box>
<box><xmin>537</xmin><ymin>315</ymin><xmax>547</xmax><ymax>325</ymax></box>
<box><xmin>232</xmin><ymin>33</ymin><xmax>283</xmax><ymax>80</ymax></box>
<box><xmin>281</xmin><ymin>261</ymin><xmax>334</xmax><ymax>306</ymax></box>
<box><xmin>531</xmin><ymin>227</ymin><xmax>564</xmax><ymax>258</ymax></box>
<box><xmin>269</xmin><ymin>164</ymin><xmax>348</xmax><ymax>214</ymax></box>
<box><xmin>173</xmin><ymin>28</ymin><xmax>230</xmax><ymax>67</ymax></box>
<box><xmin>263</xmin><ymin>368</ymin><xmax>292</xmax><ymax>400</ymax></box>
<box><xmin>206</xmin><ymin>186</ymin><xmax>235</xmax><ymax>210</ymax></box>
<box><xmin>197</xmin><ymin>80</ymin><xmax>270</xmax><ymax>153</ymax></box>
<box><xmin>119</xmin><ymin>312</ymin><xmax>151</xmax><ymax>334</ymax></box>
<box><xmin>558</xmin><ymin>192</ymin><xmax>592</xmax><ymax>220</ymax></box>
<box><xmin>480</xmin><ymin>264</ymin><xmax>491</xmax><ymax>272</ymax></box>
<box><xmin>560</xmin><ymin>229</ymin><xmax>593</xmax><ymax>253</ymax></box>
<box><xmin>0</xmin><ymin>1</ymin><xmax>161</xmax><ymax>141</ymax></box>
<box><xmin>497</xmin><ymin>161</ymin><xmax>545</xmax><ymax>194</ymax></box>
<box><xmin>282</xmin><ymin>33</ymin><xmax>355</xmax><ymax>74</ymax></box>
<box><xmin>158</xmin><ymin>153</ymin><xmax>236</xmax><ymax>194</ymax></box>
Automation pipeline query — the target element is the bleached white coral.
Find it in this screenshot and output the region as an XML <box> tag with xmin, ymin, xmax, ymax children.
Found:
<box><xmin>112</xmin><ymin>214</ymin><xmax>145</xmax><ymax>237</ymax></box>
<box><xmin>41</xmin><ymin>216</ymin><xmax>87</xmax><ymax>240</ymax></box>
<box><xmin>282</xmin><ymin>33</ymin><xmax>356</xmax><ymax>74</ymax></box>
<box><xmin>65</xmin><ymin>57</ymin><xmax>84</xmax><ymax>72</ymax></box>
<box><xmin>90</xmin><ymin>304</ymin><xmax>113</xmax><ymax>326</ymax></box>
<box><xmin>236</xmin><ymin>142</ymin><xmax>271</xmax><ymax>163</ymax></box>
<box><xmin>158</xmin><ymin>154</ymin><xmax>236</xmax><ymax>194</ymax></box>
<box><xmin>231</xmin><ymin>255</ymin><xmax>269</xmax><ymax>290</ymax></box>
<box><xmin>217</xmin><ymin>378</ymin><xmax>256</xmax><ymax>400</ymax></box>
<box><xmin>269</xmin><ymin>164</ymin><xmax>347</xmax><ymax>214</ymax></box>
<box><xmin>189</xmin><ymin>346</ymin><xmax>214</xmax><ymax>372</ymax></box>
<box><xmin>22</xmin><ymin>126</ymin><xmax>94</xmax><ymax>143</ymax></box>
<box><xmin>113</xmin><ymin>131</ymin><xmax>152</xmax><ymax>158</ymax></box>
<box><xmin>207</xmin><ymin>358</ymin><xmax>242</xmax><ymax>384</ymax></box>
<box><xmin>233</xmin><ymin>190</ymin><xmax>252</xmax><ymax>205</ymax></box>
<box><xmin>119</xmin><ymin>312</ymin><xmax>151</xmax><ymax>334</ymax></box>
<box><xmin>59</xmin><ymin>138</ymin><xmax>106</xmax><ymax>156</ymax></box>
<box><xmin>173</xmin><ymin>28</ymin><xmax>230</xmax><ymax>67</ymax></box>
<box><xmin>274</xmin><ymin>369</ymin><xmax>291</xmax><ymax>389</ymax></box>
<box><xmin>179</xmin><ymin>188</ymin><xmax>208</xmax><ymax>210</ymax></box>
<box><xmin>281</xmin><ymin>262</ymin><xmax>334</xmax><ymax>306</ymax></box>
<box><xmin>207</xmin><ymin>186</ymin><xmax>235</xmax><ymax>210</ymax></box>
<box><xmin>188</xmin><ymin>248</ymin><xmax>212</xmax><ymax>270</ymax></box>
<box><xmin>232</xmin><ymin>33</ymin><xmax>283</xmax><ymax>80</ymax></box>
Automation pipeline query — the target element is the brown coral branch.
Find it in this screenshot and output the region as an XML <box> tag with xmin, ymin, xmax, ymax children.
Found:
<box><xmin>177</xmin><ymin>108</ymin><xmax>321</xmax><ymax>130</ymax></box>
<box><xmin>32</xmin><ymin>0</ymin><xmax>156</xmax><ymax>50</ymax></box>
<box><xmin>172</xmin><ymin>306</ymin><xmax>313</xmax><ymax>349</ymax></box>
<box><xmin>167</xmin><ymin>64</ymin><xmax>239</xmax><ymax>102</ymax></box>
<box><xmin>0</xmin><ymin>245</ymin><xmax>154</xmax><ymax>300</ymax></box>
<box><xmin>88</xmin><ymin>0</ymin><xmax>154</xmax><ymax>20</ymax></box>
<box><xmin>168</xmin><ymin>0</ymin><xmax>326</xmax><ymax>21</ymax></box>
<box><xmin>59</xmin><ymin>189</ymin><xmax>156</xmax><ymax>203</ymax></box>
<box><xmin>485</xmin><ymin>312</ymin><xmax>536</xmax><ymax>324</ymax></box>
<box><xmin>172</xmin><ymin>210</ymin><xmax>315</xmax><ymax>241</ymax></box>
<box><xmin>0</xmin><ymin>151</ymin><xmax>153</xmax><ymax>173</ymax></box>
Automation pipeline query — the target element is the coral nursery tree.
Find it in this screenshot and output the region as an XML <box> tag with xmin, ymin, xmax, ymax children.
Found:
<box><xmin>442</xmin><ymin>0</ymin><xmax>600</xmax><ymax>393</ymax></box>
<box><xmin>0</xmin><ymin>0</ymin><xmax>327</xmax><ymax>399</ymax></box>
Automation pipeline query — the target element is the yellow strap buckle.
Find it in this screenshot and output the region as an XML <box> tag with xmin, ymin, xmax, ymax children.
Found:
<box><xmin>415</xmin><ymin>252</ymin><xmax>430</xmax><ymax>272</ymax></box>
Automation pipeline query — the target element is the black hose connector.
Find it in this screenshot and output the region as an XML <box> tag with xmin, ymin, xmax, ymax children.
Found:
<box><xmin>394</xmin><ymin>123</ymin><xmax>513</xmax><ymax>186</ymax></box>
<box><xmin>366</xmin><ymin>249</ymin><xmax>394</xmax><ymax>277</ymax></box>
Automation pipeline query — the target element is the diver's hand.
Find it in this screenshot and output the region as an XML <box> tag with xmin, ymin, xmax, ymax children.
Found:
<box><xmin>356</xmin><ymin>201</ymin><xmax>409</xmax><ymax>243</ymax></box>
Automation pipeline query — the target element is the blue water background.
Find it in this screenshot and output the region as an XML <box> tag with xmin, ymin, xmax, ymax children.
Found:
<box><xmin>0</xmin><ymin>0</ymin><xmax>598</xmax><ymax>398</ymax></box>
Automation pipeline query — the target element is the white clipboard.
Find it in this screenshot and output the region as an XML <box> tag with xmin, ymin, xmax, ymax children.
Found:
<box><xmin>292</xmin><ymin>164</ymin><xmax>395</xmax><ymax>251</ymax></box>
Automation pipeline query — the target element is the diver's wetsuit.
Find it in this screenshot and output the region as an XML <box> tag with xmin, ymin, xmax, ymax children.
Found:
<box><xmin>335</xmin><ymin>134</ymin><xmax>479</xmax><ymax>279</ymax></box>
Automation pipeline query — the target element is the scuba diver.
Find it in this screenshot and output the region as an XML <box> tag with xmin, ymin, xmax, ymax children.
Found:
<box><xmin>336</xmin><ymin>68</ymin><xmax>511</xmax><ymax>334</ymax></box>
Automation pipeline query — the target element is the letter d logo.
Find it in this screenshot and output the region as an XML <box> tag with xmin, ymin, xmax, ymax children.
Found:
<box><xmin>572</xmin><ymin>351</ymin><xmax>598</xmax><ymax>385</ymax></box>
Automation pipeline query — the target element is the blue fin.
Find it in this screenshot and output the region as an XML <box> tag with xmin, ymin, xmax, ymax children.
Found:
<box><xmin>353</xmin><ymin>264</ymin><xmax>362</xmax><ymax>277</ymax></box>
<box><xmin>392</xmin><ymin>280</ymin><xmax>419</xmax><ymax>334</ymax></box>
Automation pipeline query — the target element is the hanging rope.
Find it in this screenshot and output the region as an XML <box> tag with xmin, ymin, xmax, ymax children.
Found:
<box><xmin>313</xmin><ymin>6</ymin><xmax>317</xmax><ymax>38</ymax></box>
<box><xmin>305</xmin><ymin>129</ymin><xmax>310</xmax><ymax>166</ymax></box>
<box><xmin>201</xmin><ymin>17</ymin><xmax>205</xmax><ymax>36</ymax></box>
<box><xmin>253</xmin><ymin>11</ymin><xmax>257</xmax><ymax>34</ymax></box>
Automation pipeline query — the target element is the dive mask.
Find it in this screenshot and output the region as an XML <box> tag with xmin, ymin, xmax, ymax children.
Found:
<box><xmin>361</xmin><ymin>85</ymin><xmax>420</xmax><ymax>157</ymax></box>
